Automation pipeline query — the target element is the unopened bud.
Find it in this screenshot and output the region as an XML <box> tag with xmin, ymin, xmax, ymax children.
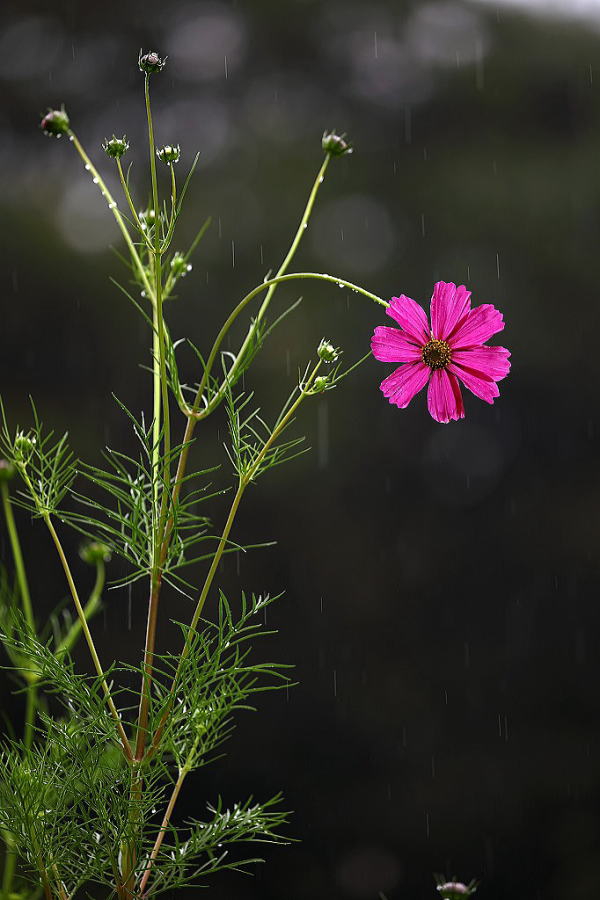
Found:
<box><xmin>14</xmin><ymin>432</ymin><xmax>36</xmax><ymax>462</ymax></box>
<box><xmin>322</xmin><ymin>131</ymin><xmax>353</xmax><ymax>157</ymax></box>
<box><xmin>312</xmin><ymin>376</ymin><xmax>330</xmax><ymax>393</ymax></box>
<box><xmin>157</xmin><ymin>144</ymin><xmax>181</xmax><ymax>165</ymax></box>
<box><xmin>170</xmin><ymin>252</ymin><xmax>192</xmax><ymax>278</ymax></box>
<box><xmin>40</xmin><ymin>107</ymin><xmax>70</xmax><ymax>138</ymax></box>
<box><xmin>139</xmin><ymin>208</ymin><xmax>158</xmax><ymax>230</ymax></box>
<box><xmin>317</xmin><ymin>339</ymin><xmax>341</xmax><ymax>363</ymax></box>
<box><xmin>138</xmin><ymin>50</ymin><xmax>166</xmax><ymax>75</ymax></box>
<box><xmin>436</xmin><ymin>881</ymin><xmax>478</xmax><ymax>899</ymax></box>
<box><xmin>79</xmin><ymin>541</ymin><xmax>112</xmax><ymax>565</ymax></box>
<box><xmin>102</xmin><ymin>135</ymin><xmax>129</xmax><ymax>159</ymax></box>
<box><xmin>0</xmin><ymin>460</ymin><xmax>16</xmax><ymax>482</ymax></box>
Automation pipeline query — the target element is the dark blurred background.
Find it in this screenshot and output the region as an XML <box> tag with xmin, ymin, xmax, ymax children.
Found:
<box><xmin>3</xmin><ymin>0</ymin><xmax>600</xmax><ymax>897</ymax></box>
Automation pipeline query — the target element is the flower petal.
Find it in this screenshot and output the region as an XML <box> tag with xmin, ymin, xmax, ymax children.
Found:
<box><xmin>386</xmin><ymin>295</ymin><xmax>430</xmax><ymax>345</ymax></box>
<box><xmin>371</xmin><ymin>326</ymin><xmax>423</xmax><ymax>362</ymax></box>
<box><xmin>448</xmin><ymin>303</ymin><xmax>504</xmax><ymax>349</ymax></box>
<box><xmin>448</xmin><ymin>362</ymin><xmax>500</xmax><ymax>404</ymax></box>
<box><xmin>380</xmin><ymin>361</ymin><xmax>430</xmax><ymax>409</ymax></box>
<box><xmin>430</xmin><ymin>281</ymin><xmax>471</xmax><ymax>341</ymax></box>
<box><xmin>427</xmin><ymin>369</ymin><xmax>465</xmax><ymax>423</ymax></box>
<box><xmin>451</xmin><ymin>346</ymin><xmax>511</xmax><ymax>382</ymax></box>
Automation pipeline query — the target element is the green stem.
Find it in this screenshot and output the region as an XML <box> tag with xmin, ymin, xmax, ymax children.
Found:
<box><xmin>135</xmin><ymin>74</ymin><xmax>172</xmax><ymax>765</ymax></box>
<box><xmin>56</xmin><ymin>559</ymin><xmax>105</xmax><ymax>657</ymax></box>
<box><xmin>115</xmin><ymin>158</ymin><xmax>149</xmax><ymax>242</ymax></box>
<box><xmin>192</xmin><ymin>154</ymin><xmax>333</xmax><ymax>416</ymax></box>
<box><xmin>1</xmin><ymin>833</ymin><xmax>17</xmax><ymax>900</ymax></box>
<box><xmin>147</xmin><ymin>363</ymin><xmax>321</xmax><ymax>759</ymax></box>
<box><xmin>190</xmin><ymin>271</ymin><xmax>386</xmax><ymax>419</ymax></box>
<box><xmin>138</xmin><ymin>734</ymin><xmax>200</xmax><ymax>896</ymax></box>
<box><xmin>68</xmin><ymin>131</ymin><xmax>155</xmax><ymax>304</ymax></box>
<box><xmin>1</xmin><ymin>481</ymin><xmax>37</xmax><ymax>753</ymax></box>
<box><xmin>159</xmin><ymin>164</ymin><xmax>178</xmax><ymax>254</ymax></box>
<box><xmin>41</xmin><ymin>513</ymin><xmax>132</xmax><ymax>761</ymax></box>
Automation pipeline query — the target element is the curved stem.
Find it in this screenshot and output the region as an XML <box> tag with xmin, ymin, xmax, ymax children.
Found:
<box><xmin>1</xmin><ymin>481</ymin><xmax>37</xmax><ymax>752</ymax></box>
<box><xmin>192</xmin><ymin>154</ymin><xmax>332</xmax><ymax>415</ymax></box>
<box><xmin>68</xmin><ymin>131</ymin><xmax>155</xmax><ymax>304</ymax></box>
<box><xmin>190</xmin><ymin>271</ymin><xmax>386</xmax><ymax>419</ymax></box>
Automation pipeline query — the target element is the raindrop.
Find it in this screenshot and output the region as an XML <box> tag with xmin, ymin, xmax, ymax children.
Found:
<box><xmin>496</xmin><ymin>252</ymin><xmax>501</xmax><ymax>280</ymax></box>
<box><xmin>259</xmin><ymin>243</ymin><xmax>264</xmax><ymax>264</ymax></box>
<box><xmin>374</xmin><ymin>30</ymin><xmax>378</xmax><ymax>59</ymax></box>
<box><xmin>224</xmin><ymin>54</ymin><xmax>228</xmax><ymax>79</ymax></box>
<box><xmin>108</xmin><ymin>201</ymin><xmax>116</xmax><ymax>209</ymax></box>
<box><xmin>231</xmin><ymin>239</ymin><xmax>235</xmax><ymax>268</ymax></box>
<box><xmin>68</xmin><ymin>135</ymin><xmax>74</xmax><ymax>141</ymax></box>
<box><xmin>84</xmin><ymin>164</ymin><xmax>90</xmax><ymax>170</ymax></box>
<box><xmin>303</xmin><ymin>222</ymin><xmax>307</xmax><ymax>229</ymax></box>
<box><xmin>318</xmin><ymin>176</ymin><xmax>324</xmax><ymax>183</ymax></box>
<box><xmin>92</xmin><ymin>177</ymin><xmax>99</xmax><ymax>184</ymax></box>
<box><xmin>333</xmin><ymin>668</ymin><xmax>337</xmax><ymax>697</ymax></box>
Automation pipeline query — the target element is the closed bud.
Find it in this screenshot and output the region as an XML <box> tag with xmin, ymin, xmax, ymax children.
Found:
<box><xmin>14</xmin><ymin>432</ymin><xmax>36</xmax><ymax>462</ymax></box>
<box><xmin>138</xmin><ymin>50</ymin><xmax>166</xmax><ymax>75</ymax></box>
<box><xmin>317</xmin><ymin>339</ymin><xmax>341</xmax><ymax>363</ymax></box>
<box><xmin>321</xmin><ymin>130</ymin><xmax>353</xmax><ymax>157</ymax></box>
<box><xmin>170</xmin><ymin>252</ymin><xmax>192</xmax><ymax>278</ymax></box>
<box><xmin>436</xmin><ymin>880</ymin><xmax>478</xmax><ymax>899</ymax></box>
<box><xmin>79</xmin><ymin>541</ymin><xmax>112</xmax><ymax>565</ymax></box>
<box><xmin>312</xmin><ymin>376</ymin><xmax>330</xmax><ymax>393</ymax></box>
<box><xmin>0</xmin><ymin>460</ymin><xmax>16</xmax><ymax>482</ymax></box>
<box><xmin>139</xmin><ymin>208</ymin><xmax>159</xmax><ymax>230</ymax></box>
<box><xmin>40</xmin><ymin>106</ymin><xmax>70</xmax><ymax>138</ymax></box>
<box><xmin>157</xmin><ymin>144</ymin><xmax>181</xmax><ymax>165</ymax></box>
<box><xmin>102</xmin><ymin>135</ymin><xmax>129</xmax><ymax>159</ymax></box>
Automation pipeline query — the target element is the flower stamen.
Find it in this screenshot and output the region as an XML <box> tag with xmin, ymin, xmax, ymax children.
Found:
<box><xmin>422</xmin><ymin>338</ymin><xmax>451</xmax><ymax>370</ymax></box>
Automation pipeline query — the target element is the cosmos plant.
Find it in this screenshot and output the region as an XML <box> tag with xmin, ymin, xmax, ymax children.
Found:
<box><xmin>0</xmin><ymin>50</ymin><xmax>504</xmax><ymax>899</ymax></box>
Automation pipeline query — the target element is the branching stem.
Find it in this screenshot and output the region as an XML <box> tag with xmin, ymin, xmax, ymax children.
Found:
<box><xmin>147</xmin><ymin>363</ymin><xmax>322</xmax><ymax>758</ymax></box>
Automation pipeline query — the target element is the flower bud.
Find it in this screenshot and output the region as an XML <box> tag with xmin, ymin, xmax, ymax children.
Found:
<box><xmin>312</xmin><ymin>376</ymin><xmax>330</xmax><ymax>393</ymax></box>
<box><xmin>0</xmin><ymin>460</ymin><xmax>16</xmax><ymax>482</ymax></box>
<box><xmin>157</xmin><ymin>144</ymin><xmax>181</xmax><ymax>165</ymax></box>
<box><xmin>102</xmin><ymin>135</ymin><xmax>129</xmax><ymax>159</ymax></box>
<box><xmin>436</xmin><ymin>881</ymin><xmax>478</xmax><ymax>899</ymax></box>
<box><xmin>170</xmin><ymin>252</ymin><xmax>192</xmax><ymax>278</ymax></box>
<box><xmin>14</xmin><ymin>432</ymin><xmax>36</xmax><ymax>462</ymax></box>
<box><xmin>139</xmin><ymin>208</ymin><xmax>160</xmax><ymax>231</ymax></box>
<box><xmin>138</xmin><ymin>50</ymin><xmax>166</xmax><ymax>75</ymax></box>
<box><xmin>40</xmin><ymin>107</ymin><xmax>70</xmax><ymax>138</ymax></box>
<box><xmin>79</xmin><ymin>541</ymin><xmax>112</xmax><ymax>565</ymax></box>
<box><xmin>317</xmin><ymin>339</ymin><xmax>341</xmax><ymax>364</ymax></box>
<box><xmin>322</xmin><ymin>131</ymin><xmax>353</xmax><ymax>157</ymax></box>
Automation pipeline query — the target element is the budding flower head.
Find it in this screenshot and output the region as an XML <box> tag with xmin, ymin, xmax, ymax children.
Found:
<box><xmin>0</xmin><ymin>460</ymin><xmax>16</xmax><ymax>482</ymax></box>
<box><xmin>139</xmin><ymin>208</ymin><xmax>161</xmax><ymax>231</ymax></box>
<box><xmin>79</xmin><ymin>541</ymin><xmax>112</xmax><ymax>565</ymax></box>
<box><xmin>435</xmin><ymin>877</ymin><xmax>478</xmax><ymax>899</ymax></box>
<box><xmin>157</xmin><ymin>144</ymin><xmax>181</xmax><ymax>165</ymax></box>
<box><xmin>322</xmin><ymin>130</ymin><xmax>353</xmax><ymax>157</ymax></box>
<box><xmin>170</xmin><ymin>252</ymin><xmax>192</xmax><ymax>278</ymax></box>
<box><xmin>317</xmin><ymin>339</ymin><xmax>341</xmax><ymax>364</ymax></box>
<box><xmin>14</xmin><ymin>432</ymin><xmax>36</xmax><ymax>462</ymax></box>
<box><xmin>312</xmin><ymin>375</ymin><xmax>330</xmax><ymax>393</ymax></box>
<box><xmin>102</xmin><ymin>135</ymin><xmax>129</xmax><ymax>159</ymax></box>
<box><xmin>40</xmin><ymin>106</ymin><xmax>70</xmax><ymax>138</ymax></box>
<box><xmin>138</xmin><ymin>50</ymin><xmax>166</xmax><ymax>75</ymax></box>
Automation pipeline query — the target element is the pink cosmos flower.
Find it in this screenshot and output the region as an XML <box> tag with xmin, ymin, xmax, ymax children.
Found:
<box><xmin>371</xmin><ymin>281</ymin><xmax>510</xmax><ymax>423</ymax></box>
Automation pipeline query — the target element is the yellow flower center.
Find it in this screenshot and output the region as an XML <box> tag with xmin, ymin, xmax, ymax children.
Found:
<box><xmin>422</xmin><ymin>338</ymin><xmax>451</xmax><ymax>370</ymax></box>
